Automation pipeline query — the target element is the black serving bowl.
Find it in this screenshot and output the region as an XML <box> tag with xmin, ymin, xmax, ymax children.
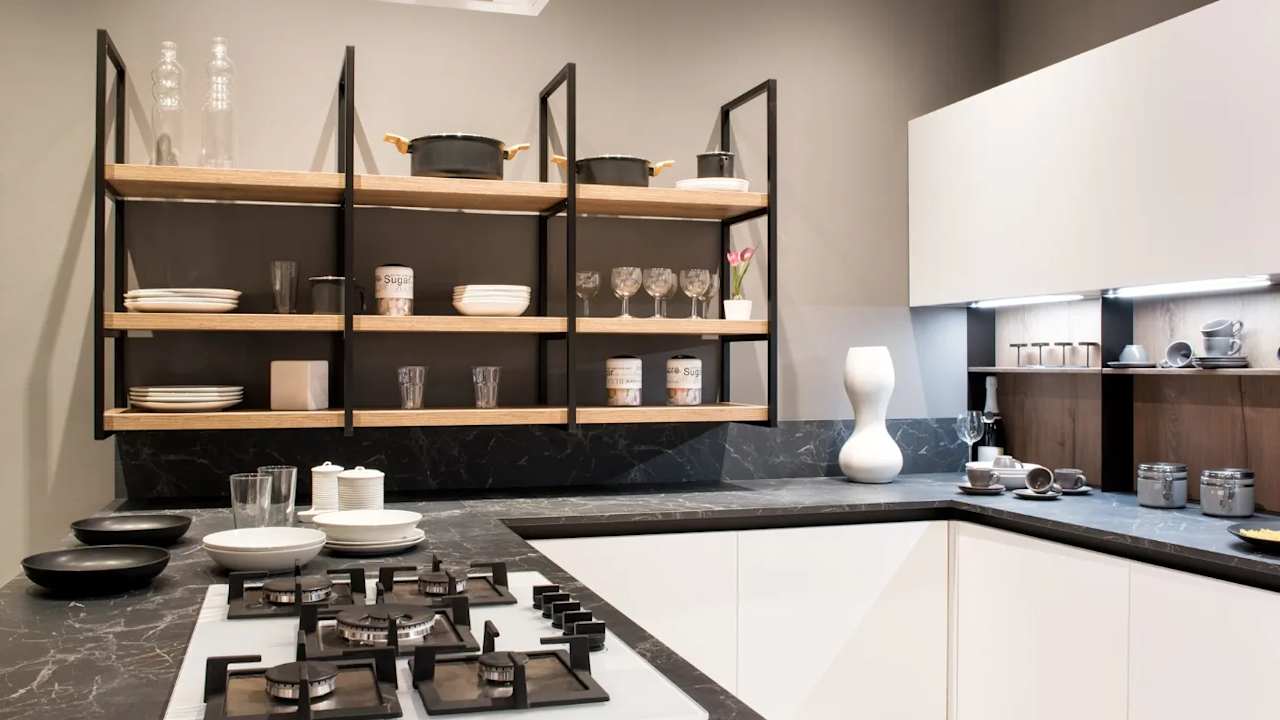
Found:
<box><xmin>71</xmin><ymin>514</ymin><xmax>191</xmax><ymax>546</ymax></box>
<box><xmin>21</xmin><ymin>545</ymin><xmax>170</xmax><ymax>594</ymax></box>
<box><xmin>1227</xmin><ymin>521</ymin><xmax>1280</xmax><ymax>552</ymax></box>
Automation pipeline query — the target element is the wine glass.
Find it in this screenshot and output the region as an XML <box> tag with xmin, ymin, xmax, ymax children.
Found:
<box><xmin>662</xmin><ymin>273</ymin><xmax>679</xmax><ymax>317</ymax></box>
<box><xmin>643</xmin><ymin>267</ymin><xmax>674</xmax><ymax>318</ymax></box>
<box><xmin>611</xmin><ymin>266</ymin><xmax>642</xmax><ymax>317</ymax></box>
<box><xmin>679</xmin><ymin>269</ymin><xmax>711</xmax><ymax>319</ymax></box>
<box><xmin>701</xmin><ymin>272</ymin><xmax>720</xmax><ymax>318</ymax></box>
<box><xmin>575</xmin><ymin>270</ymin><xmax>600</xmax><ymax>316</ymax></box>
<box><xmin>955</xmin><ymin>411</ymin><xmax>984</xmax><ymax>470</ymax></box>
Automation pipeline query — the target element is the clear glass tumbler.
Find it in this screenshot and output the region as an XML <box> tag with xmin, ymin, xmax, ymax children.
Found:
<box><xmin>228</xmin><ymin>472</ymin><xmax>270</xmax><ymax>528</ymax></box>
<box><xmin>271</xmin><ymin>260</ymin><xmax>298</xmax><ymax>313</ymax></box>
<box><xmin>398</xmin><ymin>365</ymin><xmax>427</xmax><ymax>409</ymax></box>
<box><xmin>473</xmin><ymin>366</ymin><xmax>501</xmax><ymax>409</ymax></box>
<box><xmin>257</xmin><ymin>465</ymin><xmax>298</xmax><ymax>525</ymax></box>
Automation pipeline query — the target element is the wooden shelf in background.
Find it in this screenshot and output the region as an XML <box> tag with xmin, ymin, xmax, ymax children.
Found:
<box><xmin>577</xmin><ymin>402</ymin><xmax>769</xmax><ymax>424</ymax></box>
<box><xmin>106</xmin><ymin>164</ymin><xmax>343</xmax><ymax>204</ymax></box>
<box><xmin>105</xmin><ymin>312</ymin><xmax>343</xmax><ymax>332</ymax></box>
<box><xmin>355</xmin><ymin>407</ymin><xmax>568</xmax><ymax>427</ymax></box>
<box><xmin>577</xmin><ymin>317</ymin><xmax>767</xmax><ymax>335</ymax></box>
<box><xmin>104</xmin><ymin>408</ymin><xmax>342</xmax><ymax>431</ymax></box>
<box><xmin>1103</xmin><ymin>367</ymin><xmax>1280</xmax><ymax>376</ymax></box>
<box><xmin>968</xmin><ymin>366</ymin><xmax>1101</xmax><ymax>375</ymax></box>
<box><xmin>575</xmin><ymin>184</ymin><xmax>767</xmax><ymax>220</ymax></box>
<box><xmin>355</xmin><ymin>315</ymin><xmax>567</xmax><ymax>333</ymax></box>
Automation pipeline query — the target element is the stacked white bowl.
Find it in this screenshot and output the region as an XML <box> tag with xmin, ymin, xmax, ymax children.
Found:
<box><xmin>452</xmin><ymin>285</ymin><xmax>531</xmax><ymax>317</ymax></box>
<box><xmin>124</xmin><ymin>288</ymin><xmax>240</xmax><ymax>313</ymax></box>
<box><xmin>201</xmin><ymin>527</ymin><xmax>326</xmax><ymax>571</ymax></box>
<box><xmin>298</xmin><ymin>461</ymin><xmax>343</xmax><ymax>522</ymax></box>
<box><xmin>313</xmin><ymin>509</ymin><xmax>425</xmax><ymax>555</ymax></box>
<box><xmin>129</xmin><ymin>385</ymin><xmax>243</xmax><ymax>413</ymax></box>
<box><xmin>337</xmin><ymin>466</ymin><xmax>385</xmax><ymax>510</ymax></box>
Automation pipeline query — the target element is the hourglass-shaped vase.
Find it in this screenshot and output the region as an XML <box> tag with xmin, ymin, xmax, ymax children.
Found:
<box><xmin>838</xmin><ymin>346</ymin><xmax>903</xmax><ymax>484</ymax></box>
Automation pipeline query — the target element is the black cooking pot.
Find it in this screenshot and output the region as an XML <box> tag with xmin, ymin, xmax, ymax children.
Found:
<box><xmin>552</xmin><ymin>154</ymin><xmax>675</xmax><ymax>187</ymax></box>
<box><xmin>697</xmin><ymin>151</ymin><xmax>735</xmax><ymax>178</ymax></box>
<box><xmin>384</xmin><ymin>132</ymin><xmax>529</xmax><ymax>180</ymax></box>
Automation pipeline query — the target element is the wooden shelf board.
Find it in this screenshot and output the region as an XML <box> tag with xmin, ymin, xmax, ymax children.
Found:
<box><xmin>577</xmin><ymin>402</ymin><xmax>769</xmax><ymax>424</ymax></box>
<box><xmin>354</xmin><ymin>315</ymin><xmax>567</xmax><ymax>333</ymax></box>
<box><xmin>106</xmin><ymin>164</ymin><xmax>343</xmax><ymax>204</ymax></box>
<box><xmin>577</xmin><ymin>317</ymin><xmax>767</xmax><ymax>335</ymax></box>
<box><xmin>104</xmin><ymin>408</ymin><xmax>342</xmax><ymax>431</ymax></box>
<box><xmin>354</xmin><ymin>175</ymin><xmax>561</xmax><ymax>212</ymax></box>
<box><xmin>968</xmin><ymin>366</ymin><xmax>1101</xmax><ymax>375</ymax></box>
<box><xmin>355</xmin><ymin>407</ymin><xmax>568</xmax><ymax>427</ymax></box>
<box><xmin>105</xmin><ymin>312</ymin><xmax>343</xmax><ymax>332</ymax></box>
<box><xmin>1102</xmin><ymin>367</ymin><xmax>1280</xmax><ymax>376</ymax></box>
<box><xmin>576</xmin><ymin>184</ymin><xmax>768</xmax><ymax>220</ymax></box>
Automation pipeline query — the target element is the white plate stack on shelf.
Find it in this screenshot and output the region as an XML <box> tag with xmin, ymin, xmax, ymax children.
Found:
<box><xmin>201</xmin><ymin>527</ymin><xmax>326</xmax><ymax>571</ymax></box>
<box><xmin>123</xmin><ymin>288</ymin><xmax>241</xmax><ymax>313</ymax></box>
<box><xmin>452</xmin><ymin>284</ymin><xmax>531</xmax><ymax>317</ymax></box>
<box><xmin>337</xmin><ymin>466</ymin><xmax>385</xmax><ymax>510</ymax></box>
<box><xmin>313</xmin><ymin>509</ymin><xmax>425</xmax><ymax>555</ymax></box>
<box><xmin>298</xmin><ymin>461</ymin><xmax>342</xmax><ymax>522</ymax></box>
<box><xmin>129</xmin><ymin>385</ymin><xmax>243</xmax><ymax>412</ymax></box>
<box><xmin>675</xmin><ymin>177</ymin><xmax>750</xmax><ymax>192</ymax></box>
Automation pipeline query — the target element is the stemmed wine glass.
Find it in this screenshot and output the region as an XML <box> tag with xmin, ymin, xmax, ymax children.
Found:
<box><xmin>575</xmin><ymin>271</ymin><xmax>600</xmax><ymax>316</ymax></box>
<box><xmin>643</xmin><ymin>268</ymin><xmax>674</xmax><ymax>318</ymax></box>
<box><xmin>700</xmin><ymin>272</ymin><xmax>720</xmax><ymax>319</ymax></box>
<box><xmin>662</xmin><ymin>275</ymin><xmax>679</xmax><ymax>317</ymax></box>
<box><xmin>611</xmin><ymin>266</ymin><xmax>642</xmax><ymax>317</ymax></box>
<box><xmin>955</xmin><ymin>411</ymin><xmax>984</xmax><ymax>471</ymax></box>
<box><xmin>679</xmin><ymin>269</ymin><xmax>711</xmax><ymax>319</ymax></box>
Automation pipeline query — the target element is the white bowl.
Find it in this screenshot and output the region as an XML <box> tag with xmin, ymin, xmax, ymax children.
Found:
<box><xmin>203</xmin><ymin>541</ymin><xmax>324</xmax><ymax>571</ymax></box>
<box><xmin>324</xmin><ymin>528</ymin><xmax>426</xmax><ymax>547</ymax></box>
<box><xmin>453</xmin><ymin>299</ymin><xmax>530</xmax><ymax>317</ymax></box>
<box><xmin>202</xmin><ymin>527</ymin><xmax>327</xmax><ymax>553</ymax></box>
<box><xmin>454</xmin><ymin>284</ymin><xmax>530</xmax><ymax>293</ymax></box>
<box><xmin>312</xmin><ymin>509</ymin><xmax>423</xmax><ymax>542</ymax></box>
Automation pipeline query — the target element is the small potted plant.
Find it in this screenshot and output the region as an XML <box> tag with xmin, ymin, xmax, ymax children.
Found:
<box><xmin>723</xmin><ymin>246</ymin><xmax>755</xmax><ymax>320</ymax></box>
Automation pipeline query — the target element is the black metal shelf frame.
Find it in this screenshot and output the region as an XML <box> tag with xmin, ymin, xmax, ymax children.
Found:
<box><xmin>538</xmin><ymin>63</ymin><xmax>578</xmax><ymax>429</ymax></box>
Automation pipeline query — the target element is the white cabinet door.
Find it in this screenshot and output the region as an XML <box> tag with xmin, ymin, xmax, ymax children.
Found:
<box><xmin>530</xmin><ymin>532</ymin><xmax>739</xmax><ymax>692</ymax></box>
<box><xmin>1129</xmin><ymin>562</ymin><xmax>1280</xmax><ymax>720</ymax></box>
<box><xmin>737</xmin><ymin>522</ymin><xmax>949</xmax><ymax>720</ymax></box>
<box><xmin>952</xmin><ymin>523</ymin><xmax>1129</xmax><ymax>720</ymax></box>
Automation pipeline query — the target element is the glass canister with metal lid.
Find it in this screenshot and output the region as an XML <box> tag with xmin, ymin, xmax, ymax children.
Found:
<box><xmin>1136</xmin><ymin>462</ymin><xmax>1187</xmax><ymax>509</ymax></box>
<box><xmin>1200</xmin><ymin>468</ymin><xmax>1255</xmax><ymax>518</ymax></box>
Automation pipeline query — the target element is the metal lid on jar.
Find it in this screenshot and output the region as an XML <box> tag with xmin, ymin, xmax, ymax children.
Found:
<box><xmin>1138</xmin><ymin>462</ymin><xmax>1187</xmax><ymax>474</ymax></box>
<box><xmin>1201</xmin><ymin>468</ymin><xmax>1255</xmax><ymax>487</ymax></box>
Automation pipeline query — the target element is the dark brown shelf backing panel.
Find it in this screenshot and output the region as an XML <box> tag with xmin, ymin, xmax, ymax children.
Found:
<box><xmin>106</xmin><ymin>164</ymin><xmax>344</xmax><ymax>204</ymax></box>
<box><xmin>996</xmin><ymin>373</ymin><xmax>1102</xmax><ymax>487</ymax></box>
<box><xmin>1134</xmin><ymin>375</ymin><xmax>1280</xmax><ymax>512</ymax></box>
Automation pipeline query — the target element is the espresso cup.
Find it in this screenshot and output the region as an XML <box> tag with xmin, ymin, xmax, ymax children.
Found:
<box><xmin>1118</xmin><ymin>344</ymin><xmax>1150</xmax><ymax>363</ymax></box>
<box><xmin>966</xmin><ymin>464</ymin><xmax>996</xmax><ymax>488</ymax></box>
<box><xmin>1202</xmin><ymin>337</ymin><xmax>1242</xmax><ymax>357</ymax></box>
<box><xmin>1054</xmin><ymin>468</ymin><xmax>1087</xmax><ymax>491</ymax></box>
<box><xmin>1164</xmin><ymin>341</ymin><xmax>1194</xmax><ymax>368</ymax></box>
<box><xmin>1024</xmin><ymin>466</ymin><xmax>1055</xmax><ymax>493</ymax></box>
<box><xmin>1201</xmin><ymin>318</ymin><xmax>1243</xmax><ymax>338</ymax></box>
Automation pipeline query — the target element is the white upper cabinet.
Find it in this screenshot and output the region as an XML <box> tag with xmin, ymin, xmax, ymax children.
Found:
<box><xmin>908</xmin><ymin>0</ymin><xmax>1280</xmax><ymax>306</ymax></box>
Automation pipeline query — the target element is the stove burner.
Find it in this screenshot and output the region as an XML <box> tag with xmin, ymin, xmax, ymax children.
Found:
<box><xmin>263</xmin><ymin>660</ymin><xmax>338</xmax><ymax>701</ymax></box>
<box><xmin>477</xmin><ymin>651</ymin><xmax>516</xmax><ymax>683</ymax></box>
<box><xmin>261</xmin><ymin>575</ymin><xmax>334</xmax><ymax>605</ymax></box>
<box><xmin>417</xmin><ymin>569</ymin><xmax>465</xmax><ymax>596</ymax></box>
<box><xmin>335</xmin><ymin>604</ymin><xmax>436</xmax><ymax>645</ymax></box>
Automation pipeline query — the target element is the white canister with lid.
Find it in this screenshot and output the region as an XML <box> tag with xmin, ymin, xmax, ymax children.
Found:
<box><xmin>337</xmin><ymin>465</ymin><xmax>385</xmax><ymax>510</ymax></box>
<box><xmin>606</xmin><ymin>356</ymin><xmax>643</xmax><ymax>406</ymax></box>
<box><xmin>310</xmin><ymin>461</ymin><xmax>343</xmax><ymax>513</ymax></box>
<box><xmin>666</xmin><ymin>355</ymin><xmax>702</xmax><ymax>406</ymax></box>
<box><xmin>375</xmin><ymin>264</ymin><xmax>414</xmax><ymax>316</ymax></box>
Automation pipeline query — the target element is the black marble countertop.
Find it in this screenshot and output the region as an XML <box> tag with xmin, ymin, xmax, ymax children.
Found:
<box><xmin>4</xmin><ymin>473</ymin><xmax>1280</xmax><ymax>720</ymax></box>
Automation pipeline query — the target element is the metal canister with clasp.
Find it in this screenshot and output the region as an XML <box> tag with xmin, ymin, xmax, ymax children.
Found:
<box><xmin>1199</xmin><ymin>468</ymin><xmax>1255</xmax><ymax>518</ymax></box>
<box><xmin>1136</xmin><ymin>462</ymin><xmax>1187</xmax><ymax>509</ymax></box>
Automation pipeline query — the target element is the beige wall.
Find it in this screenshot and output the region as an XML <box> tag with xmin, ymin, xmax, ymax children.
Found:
<box><xmin>0</xmin><ymin>0</ymin><xmax>997</xmax><ymax>577</ymax></box>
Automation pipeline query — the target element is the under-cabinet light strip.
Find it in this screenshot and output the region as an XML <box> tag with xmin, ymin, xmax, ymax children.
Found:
<box><xmin>970</xmin><ymin>294</ymin><xmax>1085</xmax><ymax>309</ymax></box>
<box><xmin>1106</xmin><ymin>275</ymin><xmax>1272</xmax><ymax>299</ymax></box>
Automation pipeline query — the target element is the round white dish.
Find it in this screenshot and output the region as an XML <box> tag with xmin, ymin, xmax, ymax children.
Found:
<box><xmin>312</xmin><ymin>509</ymin><xmax>422</xmax><ymax>542</ymax></box>
<box><xmin>125</xmin><ymin>300</ymin><xmax>238</xmax><ymax>313</ymax></box>
<box><xmin>453</xmin><ymin>293</ymin><xmax>531</xmax><ymax>301</ymax></box>
<box><xmin>125</xmin><ymin>288</ymin><xmax>241</xmax><ymax>299</ymax></box>
<box><xmin>202</xmin><ymin>527</ymin><xmax>327</xmax><ymax>552</ymax></box>
<box><xmin>130</xmin><ymin>391</ymin><xmax>242</xmax><ymax>399</ymax></box>
<box><xmin>453</xmin><ymin>300</ymin><xmax>530</xmax><ymax>317</ymax></box>
<box><xmin>203</xmin><ymin>541</ymin><xmax>324</xmax><ymax>571</ymax></box>
<box><xmin>453</xmin><ymin>285</ymin><xmax>531</xmax><ymax>293</ymax></box>
<box><xmin>130</xmin><ymin>385</ymin><xmax>244</xmax><ymax>393</ymax></box>
<box><xmin>324</xmin><ymin>528</ymin><xmax>425</xmax><ymax>548</ymax></box>
<box><xmin>130</xmin><ymin>399</ymin><xmax>241</xmax><ymax>412</ymax></box>
<box><xmin>1013</xmin><ymin>488</ymin><xmax>1062</xmax><ymax>501</ymax></box>
<box><xmin>958</xmin><ymin>483</ymin><xmax>1006</xmax><ymax>496</ymax></box>
<box><xmin>675</xmin><ymin>177</ymin><xmax>750</xmax><ymax>192</ymax></box>
<box><xmin>325</xmin><ymin>531</ymin><xmax>425</xmax><ymax>557</ymax></box>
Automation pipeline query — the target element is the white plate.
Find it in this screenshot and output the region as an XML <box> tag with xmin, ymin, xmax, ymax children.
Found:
<box><xmin>324</xmin><ymin>533</ymin><xmax>425</xmax><ymax>556</ymax></box>
<box><xmin>958</xmin><ymin>483</ymin><xmax>1006</xmax><ymax>495</ymax></box>
<box><xmin>675</xmin><ymin>177</ymin><xmax>750</xmax><ymax>192</ymax></box>
<box><xmin>453</xmin><ymin>292</ymin><xmax>531</xmax><ymax>300</ymax></box>
<box><xmin>453</xmin><ymin>285</ymin><xmax>531</xmax><ymax>293</ymax></box>
<box><xmin>324</xmin><ymin>528</ymin><xmax>426</xmax><ymax>548</ymax></box>
<box><xmin>202</xmin><ymin>527</ymin><xmax>327</xmax><ymax>552</ymax></box>
<box><xmin>313</xmin><ymin>509</ymin><xmax>422</xmax><ymax>542</ymax></box>
<box><xmin>130</xmin><ymin>396</ymin><xmax>243</xmax><ymax>403</ymax></box>
<box><xmin>130</xmin><ymin>390</ymin><xmax>243</xmax><ymax>397</ymax></box>
<box><xmin>132</xmin><ymin>385</ymin><xmax>244</xmax><ymax>392</ymax></box>
<box><xmin>126</xmin><ymin>301</ymin><xmax>238</xmax><ymax>313</ymax></box>
<box><xmin>453</xmin><ymin>300</ymin><xmax>530</xmax><ymax>317</ymax></box>
<box><xmin>1013</xmin><ymin>488</ymin><xmax>1062</xmax><ymax>501</ymax></box>
<box><xmin>203</xmin><ymin>541</ymin><xmax>325</xmax><ymax>571</ymax></box>
<box><xmin>130</xmin><ymin>399</ymin><xmax>242</xmax><ymax>412</ymax></box>
<box><xmin>125</xmin><ymin>288</ymin><xmax>241</xmax><ymax>299</ymax></box>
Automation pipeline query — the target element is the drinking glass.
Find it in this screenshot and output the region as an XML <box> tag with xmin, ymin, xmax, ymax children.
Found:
<box><xmin>257</xmin><ymin>465</ymin><xmax>298</xmax><ymax>525</ymax></box>
<box><xmin>643</xmin><ymin>267</ymin><xmax>674</xmax><ymax>318</ymax></box>
<box><xmin>662</xmin><ymin>275</ymin><xmax>679</xmax><ymax>317</ymax></box>
<box><xmin>575</xmin><ymin>271</ymin><xmax>600</xmax><ymax>317</ymax></box>
<box><xmin>701</xmin><ymin>272</ymin><xmax>720</xmax><ymax>319</ymax></box>
<box><xmin>611</xmin><ymin>266</ymin><xmax>642</xmax><ymax>318</ymax></box>
<box><xmin>473</xmin><ymin>366</ymin><xmax>501</xmax><ymax>408</ymax></box>
<box><xmin>228</xmin><ymin>472</ymin><xmax>270</xmax><ymax>528</ymax></box>
<box><xmin>398</xmin><ymin>365</ymin><xmax>427</xmax><ymax>409</ymax></box>
<box><xmin>955</xmin><ymin>411</ymin><xmax>984</xmax><ymax>469</ymax></box>
<box><xmin>679</xmin><ymin>269</ymin><xmax>711</xmax><ymax>319</ymax></box>
<box><xmin>270</xmin><ymin>260</ymin><xmax>298</xmax><ymax>314</ymax></box>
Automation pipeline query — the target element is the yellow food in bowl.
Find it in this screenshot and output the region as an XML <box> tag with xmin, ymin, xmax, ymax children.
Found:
<box><xmin>1237</xmin><ymin>528</ymin><xmax>1280</xmax><ymax>542</ymax></box>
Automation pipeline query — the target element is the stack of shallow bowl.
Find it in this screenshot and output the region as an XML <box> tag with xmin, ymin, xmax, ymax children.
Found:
<box><xmin>124</xmin><ymin>288</ymin><xmax>240</xmax><ymax>313</ymax></box>
<box><xmin>129</xmin><ymin>385</ymin><xmax>243</xmax><ymax>412</ymax></box>
<box><xmin>337</xmin><ymin>466</ymin><xmax>385</xmax><ymax>510</ymax></box>
<box><xmin>452</xmin><ymin>284</ymin><xmax>530</xmax><ymax>317</ymax></box>
<box><xmin>201</xmin><ymin>527</ymin><xmax>326</xmax><ymax>571</ymax></box>
<box><xmin>314</xmin><ymin>509</ymin><xmax>425</xmax><ymax>556</ymax></box>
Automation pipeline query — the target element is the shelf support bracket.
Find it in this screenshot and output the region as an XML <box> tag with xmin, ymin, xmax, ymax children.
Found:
<box><xmin>95</xmin><ymin>29</ymin><xmax>126</xmax><ymax>441</ymax></box>
<box><xmin>540</xmin><ymin>62</ymin><xmax>577</xmax><ymax>431</ymax></box>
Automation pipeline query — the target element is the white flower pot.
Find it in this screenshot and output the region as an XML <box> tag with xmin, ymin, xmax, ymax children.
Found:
<box><xmin>838</xmin><ymin>346</ymin><xmax>903</xmax><ymax>484</ymax></box>
<box><xmin>722</xmin><ymin>299</ymin><xmax>752</xmax><ymax>321</ymax></box>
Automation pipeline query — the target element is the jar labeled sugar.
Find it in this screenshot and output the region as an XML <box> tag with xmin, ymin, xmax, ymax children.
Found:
<box><xmin>605</xmin><ymin>356</ymin><xmax>642</xmax><ymax>406</ymax></box>
<box><xmin>666</xmin><ymin>355</ymin><xmax>702</xmax><ymax>406</ymax></box>
<box><xmin>375</xmin><ymin>264</ymin><xmax>414</xmax><ymax>316</ymax></box>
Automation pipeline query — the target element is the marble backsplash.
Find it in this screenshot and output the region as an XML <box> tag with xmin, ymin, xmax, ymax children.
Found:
<box><xmin>115</xmin><ymin>418</ymin><xmax>967</xmax><ymax>499</ymax></box>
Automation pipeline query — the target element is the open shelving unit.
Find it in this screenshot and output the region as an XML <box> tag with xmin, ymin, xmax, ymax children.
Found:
<box><xmin>93</xmin><ymin>30</ymin><xmax>777</xmax><ymax>437</ymax></box>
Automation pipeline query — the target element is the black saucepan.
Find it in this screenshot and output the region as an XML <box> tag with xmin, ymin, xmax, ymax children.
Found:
<box><xmin>22</xmin><ymin>545</ymin><xmax>170</xmax><ymax>594</ymax></box>
<box><xmin>552</xmin><ymin>154</ymin><xmax>675</xmax><ymax>187</ymax></box>
<box><xmin>384</xmin><ymin>132</ymin><xmax>529</xmax><ymax>180</ymax></box>
<box><xmin>697</xmin><ymin>151</ymin><xmax>735</xmax><ymax>178</ymax></box>
<box><xmin>71</xmin><ymin>514</ymin><xmax>192</xmax><ymax>547</ymax></box>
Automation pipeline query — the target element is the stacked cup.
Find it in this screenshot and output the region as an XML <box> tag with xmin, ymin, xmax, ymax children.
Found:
<box><xmin>1197</xmin><ymin>318</ymin><xmax>1248</xmax><ymax>368</ymax></box>
<box><xmin>338</xmin><ymin>466</ymin><xmax>385</xmax><ymax>510</ymax></box>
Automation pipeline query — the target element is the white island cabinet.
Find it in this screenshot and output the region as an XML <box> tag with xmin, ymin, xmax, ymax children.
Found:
<box><xmin>951</xmin><ymin>523</ymin><xmax>1129</xmax><ymax>720</ymax></box>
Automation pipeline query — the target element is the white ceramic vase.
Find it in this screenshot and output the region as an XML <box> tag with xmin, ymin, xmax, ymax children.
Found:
<box><xmin>722</xmin><ymin>299</ymin><xmax>752</xmax><ymax>321</ymax></box>
<box><xmin>838</xmin><ymin>346</ymin><xmax>903</xmax><ymax>484</ymax></box>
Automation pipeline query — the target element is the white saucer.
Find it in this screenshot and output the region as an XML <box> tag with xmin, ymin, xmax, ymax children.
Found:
<box><xmin>324</xmin><ymin>528</ymin><xmax>425</xmax><ymax>556</ymax></box>
<box><xmin>675</xmin><ymin>177</ymin><xmax>750</xmax><ymax>192</ymax></box>
<box><xmin>958</xmin><ymin>483</ymin><xmax>1005</xmax><ymax>496</ymax></box>
<box><xmin>1058</xmin><ymin>486</ymin><xmax>1092</xmax><ymax>495</ymax></box>
<box><xmin>1013</xmin><ymin>488</ymin><xmax>1062</xmax><ymax>500</ymax></box>
<box><xmin>1108</xmin><ymin>361</ymin><xmax>1158</xmax><ymax>368</ymax></box>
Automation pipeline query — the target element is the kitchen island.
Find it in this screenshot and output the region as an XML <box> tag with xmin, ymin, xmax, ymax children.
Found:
<box><xmin>3</xmin><ymin>473</ymin><xmax>1280</xmax><ymax>720</ymax></box>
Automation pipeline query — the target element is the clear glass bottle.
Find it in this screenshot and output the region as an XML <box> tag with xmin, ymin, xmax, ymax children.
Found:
<box><xmin>150</xmin><ymin>41</ymin><xmax>183</xmax><ymax>166</ymax></box>
<box><xmin>200</xmin><ymin>36</ymin><xmax>235</xmax><ymax>168</ymax></box>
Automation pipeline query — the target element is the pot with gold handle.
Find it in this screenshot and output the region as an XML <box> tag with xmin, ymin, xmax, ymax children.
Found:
<box><xmin>383</xmin><ymin>132</ymin><xmax>529</xmax><ymax>180</ymax></box>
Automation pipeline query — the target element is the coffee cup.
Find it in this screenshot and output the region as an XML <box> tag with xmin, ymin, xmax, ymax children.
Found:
<box><xmin>1202</xmin><ymin>337</ymin><xmax>1241</xmax><ymax>357</ymax></box>
<box><xmin>966</xmin><ymin>464</ymin><xmax>996</xmax><ymax>488</ymax></box>
<box><xmin>1025</xmin><ymin>466</ymin><xmax>1055</xmax><ymax>493</ymax></box>
<box><xmin>1164</xmin><ymin>341</ymin><xmax>1194</xmax><ymax>368</ymax></box>
<box><xmin>1201</xmin><ymin>318</ymin><xmax>1243</xmax><ymax>338</ymax></box>
<box><xmin>993</xmin><ymin>455</ymin><xmax>1023</xmax><ymax>470</ymax></box>
<box><xmin>1118</xmin><ymin>344</ymin><xmax>1149</xmax><ymax>363</ymax></box>
<box><xmin>1054</xmin><ymin>468</ymin><xmax>1087</xmax><ymax>491</ymax></box>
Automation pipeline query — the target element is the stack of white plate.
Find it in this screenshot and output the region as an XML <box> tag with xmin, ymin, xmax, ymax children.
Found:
<box><xmin>314</xmin><ymin>509</ymin><xmax>425</xmax><ymax>556</ymax></box>
<box><xmin>201</xmin><ymin>527</ymin><xmax>326</xmax><ymax>571</ymax></box>
<box><xmin>123</xmin><ymin>288</ymin><xmax>241</xmax><ymax>313</ymax></box>
<box><xmin>675</xmin><ymin>177</ymin><xmax>750</xmax><ymax>192</ymax></box>
<box><xmin>129</xmin><ymin>385</ymin><xmax>243</xmax><ymax>412</ymax></box>
<box><xmin>452</xmin><ymin>285</ymin><xmax>531</xmax><ymax>317</ymax></box>
<box><xmin>1193</xmin><ymin>355</ymin><xmax>1250</xmax><ymax>369</ymax></box>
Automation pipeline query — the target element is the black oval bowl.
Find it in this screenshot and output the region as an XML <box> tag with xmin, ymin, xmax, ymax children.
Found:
<box><xmin>71</xmin><ymin>514</ymin><xmax>192</xmax><ymax>546</ymax></box>
<box><xmin>1228</xmin><ymin>521</ymin><xmax>1280</xmax><ymax>552</ymax></box>
<box><xmin>22</xmin><ymin>545</ymin><xmax>170</xmax><ymax>595</ymax></box>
